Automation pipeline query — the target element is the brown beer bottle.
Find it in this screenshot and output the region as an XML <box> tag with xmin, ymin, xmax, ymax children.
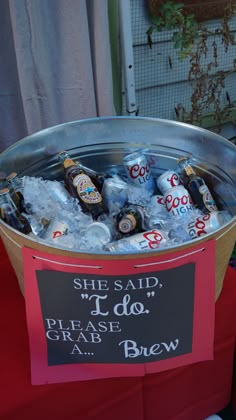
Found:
<box><xmin>6</xmin><ymin>172</ymin><xmax>25</xmax><ymax>213</ymax></box>
<box><xmin>0</xmin><ymin>188</ymin><xmax>31</xmax><ymax>234</ymax></box>
<box><xmin>177</xmin><ymin>156</ymin><xmax>218</xmax><ymax>214</ymax></box>
<box><xmin>71</xmin><ymin>160</ymin><xmax>110</xmax><ymax>192</ymax></box>
<box><xmin>57</xmin><ymin>151</ymin><xmax>107</xmax><ymax>219</ymax></box>
<box><xmin>58</xmin><ymin>151</ymin><xmax>109</xmax><ymax>192</ymax></box>
<box><xmin>116</xmin><ymin>204</ymin><xmax>146</xmax><ymax>235</ymax></box>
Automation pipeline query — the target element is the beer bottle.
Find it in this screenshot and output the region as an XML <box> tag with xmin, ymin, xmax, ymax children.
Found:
<box><xmin>177</xmin><ymin>156</ymin><xmax>218</xmax><ymax>214</ymax></box>
<box><xmin>6</xmin><ymin>172</ymin><xmax>25</xmax><ymax>213</ymax></box>
<box><xmin>75</xmin><ymin>162</ymin><xmax>110</xmax><ymax>193</ymax></box>
<box><xmin>0</xmin><ymin>188</ymin><xmax>31</xmax><ymax>234</ymax></box>
<box><xmin>116</xmin><ymin>204</ymin><xmax>146</xmax><ymax>235</ymax></box>
<box><xmin>58</xmin><ymin>151</ymin><xmax>109</xmax><ymax>192</ymax></box>
<box><xmin>57</xmin><ymin>151</ymin><xmax>107</xmax><ymax>219</ymax></box>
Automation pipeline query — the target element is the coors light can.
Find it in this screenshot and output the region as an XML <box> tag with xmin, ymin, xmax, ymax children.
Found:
<box><xmin>156</xmin><ymin>170</ymin><xmax>180</xmax><ymax>194</ymax></box>
<box><xmin>106</xmin><ymin>229</ymin><xmax>168</xmax><ymax>252</ymax></box>
<box><xmin>186</xmin><ymin>211</ymin><xmax>224</xmax><ymax>240</ymax></box>
<box><xmin>101</xmin><ymin>177</ymin><xmax>128</xmax><ymax>214</ymax></box>
<box><xmin>164</xmin><ymin>185</ymin><xmax>194</xmax><ymax>217</ymax></box>
<box><xmin>123</xmin><ymin>151</ymin><xmax>155</xmax><ymax>193</ymax></box>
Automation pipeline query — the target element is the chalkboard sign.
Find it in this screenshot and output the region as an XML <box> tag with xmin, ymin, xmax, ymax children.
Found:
<box><xmin>23</xmin><ymin>241</ymin><xmax>215</xmax><ymax>384</ymax></box>
<box><xmin>36</xmin><ymin>264</ymin><xmax>195</xmax><ymax>366</ymax></box>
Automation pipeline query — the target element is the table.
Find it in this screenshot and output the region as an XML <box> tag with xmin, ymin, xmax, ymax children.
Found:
<box><xmin>1</xmin><ymin>239</ymin><xmax>236</xmax><ymax>420</ymax></box>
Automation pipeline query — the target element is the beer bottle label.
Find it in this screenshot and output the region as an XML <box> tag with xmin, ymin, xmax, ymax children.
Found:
<box><xmin>199</xmin><ymin>185</ymin><xmax>217</xmax><ymax>212</ymax></box>
<box><xmin>73</xmin><ymin>174</ymin><xmax>102</xmax><ymax>204</ymax></box>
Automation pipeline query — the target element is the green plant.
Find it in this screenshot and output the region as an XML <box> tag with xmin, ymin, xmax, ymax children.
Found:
<box><xmin>147</xmin><ymin>2</ymin><xmax>198</xmax><ymax>59</ymax></box>
<box><xmin>146</xmin><ymin>1</ymin><xmax>236</xmax><ymax>130</ymax></box>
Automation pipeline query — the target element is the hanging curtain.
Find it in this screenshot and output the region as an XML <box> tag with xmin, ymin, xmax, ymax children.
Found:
<box><xmin>0</xmin><ymin>0</ymin><xmax>115</xmax><ymax>152</ymax></box>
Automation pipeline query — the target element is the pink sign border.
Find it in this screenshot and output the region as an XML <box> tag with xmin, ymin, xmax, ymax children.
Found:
<box><xmin>23</xmin><ymin>240</ymin><xmax>215</xmax><ymax>385</ymax></box>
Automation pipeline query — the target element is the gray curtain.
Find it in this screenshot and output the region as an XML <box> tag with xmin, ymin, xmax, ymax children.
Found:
<box><xmin>0</xmin><ymin>0</ymin><xmax>115</xmax><ymax>152</ymax></box>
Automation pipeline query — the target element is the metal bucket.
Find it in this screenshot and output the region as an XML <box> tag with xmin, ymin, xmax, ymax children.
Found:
<box><xmin>0</xmin><ymin>116</ymin><xmax>235</xmax><ymax>299</ymax></box>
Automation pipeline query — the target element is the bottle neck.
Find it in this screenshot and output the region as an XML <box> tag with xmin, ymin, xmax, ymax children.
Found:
<box><xmin>6</xmin><ymin>172</ymin><xmax>18</xmax><ymax>185</ymax></box>
<box><xmin>63</xmin><ymin>158</ymin><xmax>77</xmax><ymax>169</ymax></box>
<box><xmin>184</xmin><ymin>164</ymin><xmax>196</xmax><ymax>177</ymax></box>
<box><xmin>178</xmin><ymin>157</ymin><xmax>196</xmax><ymax>177</ymax></box>
<box><xmin>57</xmin><ymin>151</ymin><xmax>80</xmax><ymax>169</ymax></box>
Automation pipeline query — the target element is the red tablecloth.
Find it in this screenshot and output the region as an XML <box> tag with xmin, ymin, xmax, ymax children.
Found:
<box><xmin>1</xmin><ymin>239</ymin><xmax>236</xmax><ymax>420</ymax></box>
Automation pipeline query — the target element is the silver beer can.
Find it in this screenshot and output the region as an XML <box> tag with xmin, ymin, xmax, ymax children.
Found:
<box><xmin>123</xmin><ymin>151</ymin><xmax>155</xmax><ymax>193</ymax></box>
<box><xmin>85</xmin><ymin>222</ymin><xmax>112</xmax><ymax>246</ymax></box>
<box><xmin>156</xmin><ymin>171</ymin><xmax>181</xmax><ymax>194</ymax></box>
<box><xmin>186</xmin><ymin>211</ymin><xmax>225</xmax><ymax>239</ymax></box>
<box><xmin>164</xmin><ymin>185</ymin><xmax>194</xmax><ymax>217</ymax></box>
<box><xmin>42</xmin><ymin>218</ymin><xmax>69</xmax><ymax>241</ymax></box>
<box><xmin>106</xmin><ymin>229</ymin><xmax>168</xmax><ymax>252</ymax></box>
<box><xmin>101</xmin><ymin>177</ymin><xmax>128</xmax><ymax>214</ymax></box>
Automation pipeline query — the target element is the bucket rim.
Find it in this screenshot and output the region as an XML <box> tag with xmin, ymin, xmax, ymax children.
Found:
<box><xmin>0</xmin><ymin>116</ymin><xmax>235</xmax><ymax>256</ymax></box>
<box><xmin>1</xmin><ymin>116</ymin><xmax>236</xmax><ymax>158</ymax></box>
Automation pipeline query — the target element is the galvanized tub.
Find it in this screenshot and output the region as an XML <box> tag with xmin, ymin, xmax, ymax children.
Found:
<box><xmin>0</xmin><ymin>116</ymin><xmax>235</xmax><ymax>299</ymax></box>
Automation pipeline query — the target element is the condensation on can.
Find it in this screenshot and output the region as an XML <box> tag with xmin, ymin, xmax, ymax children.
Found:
<box><xmin>156</xmin><ymin>170</ymin><xmax>180</xmax><ymax>194</ymax></box>
<box><xmin>101</xmin><ymin>177</ymin><xmax>128</xmax><ymax>212</ymax></box>
<box><xmin>123</xmin><ymin>151</ymin><xmax>155</xmax><ymax>193</ymax></box>
<box><xmin>164</xmin><ymin>185</ymin><xmax>194</xmax><ymax>217</ymax></box>
<box><xmin>186</xmin><ymin>211</ymin><xmax>224</xmax><ymax>239</ymax></box>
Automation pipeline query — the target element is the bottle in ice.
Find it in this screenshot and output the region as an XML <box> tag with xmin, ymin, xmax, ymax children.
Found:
<box><xmin>177</xmin><ymin>156</ymin><xmax>218</xmax><ymax>214</ymax></box>
<box><xmin>6</xmin><ymin>172</ymin><xmax>25</xmax><ymax>213</ymax></box>
<box><xmin>116</xmin><ymin>204</ymin><xmax>146</xmax><ymax>235</ymax></box>
<box><xmin>0</xmin><ymin>188</ymin><xmax>31</xmax><ymax>234</ymax></box>
<box><xmin>58</xmin><ymin>150</ymin><xmax>109</xmax><ymax>192</ymax></box>
<box><xmin>57</xmin><ymin>151</ymin><xmax>107</xmax><ymax>219</ymax></box>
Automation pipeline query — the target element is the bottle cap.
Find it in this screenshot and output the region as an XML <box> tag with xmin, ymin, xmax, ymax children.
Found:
<box><xmin>6</xmin><ymin>172</ymin><xmax>17</xmax><ymax>181</ymax></box>
<box><xmin>118</xmin><ymin>215</ymin><xmax>137</xmax><ymax>233</ymax></box>
<box><xmin>177</xmin><ymin>156</ymin><xmax>190</xmax><ymax>165</ymax></box>
<box><xmin>57</xmin><ymin>150</ymin><xmax>68</xmax><ymax>156</ymax></box>
<box><xmin>57</xmin><ymin>150</ymin><xmax>70</xmax><ymax>161</ymax></box>
<box><xmin>0</xmin><ymin>188</ymin><xmax>10</xmax><ymax>195</ymax></box>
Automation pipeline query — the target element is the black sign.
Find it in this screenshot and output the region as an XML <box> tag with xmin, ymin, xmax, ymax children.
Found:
<box><xmin>36</xmin><ymin>263</ymin><xmax>195</xmax><ymax>366</ymax></box>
